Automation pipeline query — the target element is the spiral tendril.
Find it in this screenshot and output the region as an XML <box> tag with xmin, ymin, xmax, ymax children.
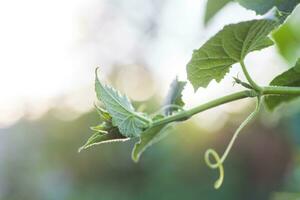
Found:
<box><xmin>204</xmin><ymin>149</ymin><xmax>224</xmax><ymax>189</ymax></box>
<box><xmin>204</xmin><ymin>96</ymin><xmax>262</xmax><ymax>189</ymax></box>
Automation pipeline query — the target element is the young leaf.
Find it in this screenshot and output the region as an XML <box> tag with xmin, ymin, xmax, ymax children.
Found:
<box><xmin>95</xmin><ymin>69</ymin><xmax>151</xmax><ymax>137</ymax></box>
<box><xmin>187</xmin><ymin>19</ymin><xmax>278</xmax><ymax>90</ymax></box>
<box><xmin>132</xmin><ymin>123</ymin><xmax>172</xmax><ymax>162</ymax></box>
<box><xmin>90</xmin><ymin>122</ymin><xmax>112</xmax><ymax>133</ymax></box>
<box><xmin>236</xmin><ymin>0</ymin><xmax>300</xmax><ymax>15</ymax></box>
<box><xmin>164</xmin><ymin>77</ymin><xmax>186</xmax><ymax>115</ymax></box>
<box><xmin>78</xmin><ymin>127</ymin><xmax>129</xmax><ymax>152</ymax></box>
<box><xmin>204</xmin><ymin>0</ymin><xmax>231</xmax><ymax>25</ymax></box>
<box><xmin>265</xmin><ymin>59</ymin><xmax>300</xmax><ymax>111</ymax></box>
<box><xmin>95</xmin><ymin>104</ymin><xmax>112</xmax><ymax>121</ymax></box>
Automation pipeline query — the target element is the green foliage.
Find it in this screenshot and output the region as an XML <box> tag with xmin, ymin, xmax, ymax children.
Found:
<box><xmin>187</xmin><ymin>19</ymin><xmax>276</xmax><ymax>90</ymax></box>
<box><xmin>95</xmin><ymin>69</ymin><xmax>151</xmax><ymax>137</ymax></box>
<box><xmin>204</xmin><ymin>0</ymin><xmax>231</xmax><ymax>24</ymax></box>
<box><xmin>265</xmin><ymin>59</ymin><xmax>300</xmax><ymax>111</ymax></box>
<box><xmin>81</xmin><ymin>0</ymin><xmax>300</xmax><ymax>189</ymax></box>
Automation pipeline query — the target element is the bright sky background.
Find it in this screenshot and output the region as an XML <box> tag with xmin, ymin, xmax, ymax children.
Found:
<box><xmin>0</xmin><ymin>0</ymin><xmax>288</xmax><ymax>129</ymax></box>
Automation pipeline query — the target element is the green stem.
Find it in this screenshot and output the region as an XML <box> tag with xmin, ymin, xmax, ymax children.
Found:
<box><xmin>152</xmin><ymin>86</ymin><xmax>300</xmax><ymax>127</ymax></box>
<box><xmin>152</xmin><ymin>90</ymin><xmax>255</xmax><ymax>126</ymax></box>
<box><xmin>262</xmin><ymin>86</ymin><xmax>300</xmax><ymax>95</ymax></box>
<box><xmin>240</xmin><ymin>61</ymin><xmax>262</xmax><ymax>91</ymax></box>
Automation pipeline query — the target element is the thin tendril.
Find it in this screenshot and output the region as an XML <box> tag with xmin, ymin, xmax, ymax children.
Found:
<box><xmin>204</xmin><ymin>96</ymin><xmax>262</xmax><ymax>189</ymax></box>
<box><xmin>204</xmin><ymin>149</ymin><xmax>224</xmax><ymax>189</ymax></box>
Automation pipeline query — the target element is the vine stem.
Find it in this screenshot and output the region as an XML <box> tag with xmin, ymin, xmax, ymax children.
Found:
<box><xmin>262</xmin><ymin>86</ymin><xmax>300</xmax><ymax>95</ymax></box>
<box><xmin>146</xmin><ymin>61</ymin><xmax>300</xmax><ymax>189</ymax></box>
<box><xmin>152</xmin><ymin>90</ymin><xmax>253</xmax><ymax>126</ymax></box>
<box><xmin>151</xmin><ymin>86</ymin><xmax>300</xmax><ymax>127</ymax></box>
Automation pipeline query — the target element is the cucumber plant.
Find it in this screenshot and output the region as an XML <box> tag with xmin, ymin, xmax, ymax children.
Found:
<box><xmin>80</xmin><ymin>0</ymin><xmax>300</xmax><ymax>189</ymax></box>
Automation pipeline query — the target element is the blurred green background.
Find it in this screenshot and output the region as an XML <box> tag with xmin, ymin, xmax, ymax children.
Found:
<box><xmin>0</xmin><ymin>0</ymin><xmax>300</xmax><ymax>199</ymax></box>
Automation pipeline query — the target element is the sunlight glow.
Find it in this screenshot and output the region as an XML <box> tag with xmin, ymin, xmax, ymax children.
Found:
<box><xmin>0</xmin><ymin>0</ymin><xmax>92</xmax><ymax>127</ymax></box>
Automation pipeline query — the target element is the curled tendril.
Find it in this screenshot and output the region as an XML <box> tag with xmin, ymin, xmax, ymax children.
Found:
<box><xmin>204</xmin><ymin>96</ymin><xmax>262</xmax><ymax>189</ymax></box>
<box><xmin>204</xmin><ymin>149</ymin><xmax>224</xmax><ymax>189</ymax></box>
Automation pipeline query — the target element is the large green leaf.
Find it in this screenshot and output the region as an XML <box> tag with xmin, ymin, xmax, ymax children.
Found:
<box><xmin>265</xmin><ymin>59</ymin><xmax>300</xmax><ymax>111</ymax></box>
<box><xmin>204</xmin><ymin>0</ymin><xmax>231</xmax><ymax>25</ymax></box>
<box><xmin>273</xmin><ymin>12</ymin><xmax>300</xmax><ymax>63</ymax></box>
<box><xmin>187</xmin><ymin>19</ymin><xmax>277</xmax><ymax>90</ymax></box>
<box><xmin>164</xmin><ymin>77</ymin><xmax>186</xmax><ymax>115</ymax></box>
<box><xmin>95</xmin><ymin>69</ymin><xmax>151</xmax><ymax>137</ymax></box>
<box><xmin>236</xmin><ymin>0</ymin><xmax>300</xmax><ymax>15</ymax></box>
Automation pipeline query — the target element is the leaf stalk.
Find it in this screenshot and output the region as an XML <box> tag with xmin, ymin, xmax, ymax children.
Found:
<box><xmin>240</xmin><ymin>61</ymin><xmax>262</xmax><ymax>92</ymax></box>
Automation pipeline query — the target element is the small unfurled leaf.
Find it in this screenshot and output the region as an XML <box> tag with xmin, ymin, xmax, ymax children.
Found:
<box><xmin>95</xmin><ymin>104</ymin><xmax>111</xmax><ymax>121</ymax></box>
<box><xmin>265</xmin><ymin>59</ymin><xmax>300</xmax><ymax>111</ymax></box>
<box><xmin>80</xmin><ymin>106</ymin><xmax>130</xmax><ymax>152</ymax></box>
<box><xmin>187</xmin><ymin>19</ymin><xmax>278</xmax><ymax>90</ymax></box>
<box><xmin>90</xmin><ymin>122</ymin><xmax>112</xmax><ymax>133</ymax></box>
<box><xmin>79</xmin><ymin>127</ymin><xmax>129</xmax><ymax>152</ymax></box>
<box><xmin>236</xmin><ymin>0</ymin><xmax>300</xmax><ymax>15</ymax></box>
<box><xmin>131</xmin><ymin>115</ymin><xmax>172</xmax><ymax>162</ymax></box>
<box><xmin>204</xmin><ymin>0</ymin><xmax>231</xmax><ymax>25</ymax></box>
<box><xmin>164</xmin><ymin>77</ymin><xmax>186</xmax><ymax>115</ymax></box>
<box><xmin>95</xmin><ymin>69</ymin><xmax>151</xmax><ymax>137</ymax></box>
